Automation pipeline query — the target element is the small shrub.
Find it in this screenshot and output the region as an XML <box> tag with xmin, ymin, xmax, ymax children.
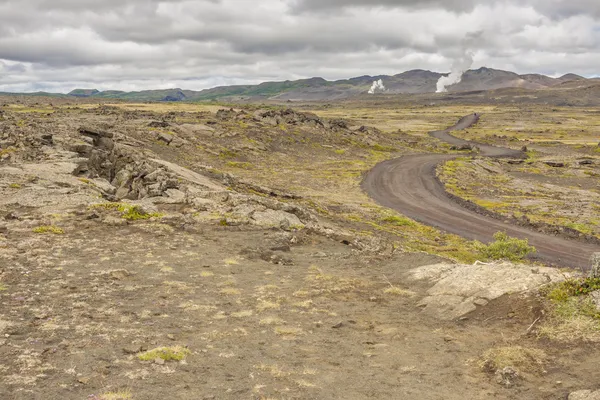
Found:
<box><xmin>476</xmin><ymin>232</ymin><xmax>536</xmax><ymax>261</ymax></box>
<box><xmin>137</xmin><ymin>346</ymin><xmax>190</xmax><ymax>362</ymax></box>
<box><xmin>544</xmin><ymin>278</ymin><xmax>600</xmax><ymax>303</ymax></box>
<box><xmin>33</xmin><ymin>226</ymin><xmax>64</xmax><ymax>235</ymax></box>
<box><xmin>9</xmin><ymin>183</ymin><xmax>21</xmax><ymax>189</ymax></box>
<box><xmin>0</xmin><ymin>283</ymin><xmax>7</xmax><ymax>291</ymax></box>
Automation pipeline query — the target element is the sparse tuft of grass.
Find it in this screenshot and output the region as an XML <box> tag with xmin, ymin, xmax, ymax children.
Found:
<box><xmin>33</xmin><ymin>225</ymin><xmax>64</xmax><ymax>235</ymax></box>
<box><xmin>91</xmin><ymin>203</ymin><xmax>162</xmax><ymax>221</ymax></box>
<box><xmin>256</xmin><ymin>300</ymin><xmax>280</xmax><ymax>312</ymax></box>
<box><xmin>231</xmin><ymin>310</ymin><xmax>254</xmax><ymax>318</ymax></box>
<box><xmin>539</xmin><ymin>277</ymin><xmax>600</xmax><ymax>342</ymax></box>
<box><xmin>120</xmin><ymin>205</ymin><xmax>162</xmax><ymax>221</ymax></box>
<box><xmin>479</xmin><ymin>346</ymin><xmax>548</xmax><ymax>374</ymax></box>
<box><xmin>220</xmin><ymin>287</ymin><xmax>241</xmax><ymax>295</ymax></box>
<box><xmin>475</xmin><ymin>232</ymin><xmax>536</xmax><ymax>262</ymax></box>
<box><xmin>274</xmin><ymin>326</ymin><xmax>303</xmax><ymax>336</ymax></box>
<box><xmin>99</xmin><ymin>390</ymin><xmax>133</xmax><ymax>400</ymax></box>
<box><xmin>0</xmin><ymin>283</ymin><xmax>7</xmax><ymax>291</ymax></box>
<box><xmin>226</xmin><ymin>161</ymin><xmax>252</xmax><ymax>169</ymax></box>
<box><xmin>384</xmin><ymin>287</ymin><xmax>416</xmax><ymax>297</ymax></box>
<box><xmin>381</xmin><ymin>215</ymin><xmax>416</xmax><ymax>227</ymax></box>
<box><xmin>137</xmin><ymin>346</ymin><xmax>190</xmax><ymax>362</ymax></box>
<box><xmin>259</xmin><ymin>316</ymin><xmax>285</xmax><ymax>326</ymax></box>
<box><xmin>9</xmin><ymin>183</ymin><xmax>21</xmax><ymax>189</ymax></box>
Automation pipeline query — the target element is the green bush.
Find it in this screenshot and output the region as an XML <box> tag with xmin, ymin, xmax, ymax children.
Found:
<box><xmin>476</xmin><ymin>232</ymin><xmax>536</xmax><ymax>261</ymax></box>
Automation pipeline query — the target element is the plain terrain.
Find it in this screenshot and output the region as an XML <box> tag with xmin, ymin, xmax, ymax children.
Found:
<box><xmin>0</xmin><ymin>96</ymin><xmax>599</xmax><ymax>399</ymax></box>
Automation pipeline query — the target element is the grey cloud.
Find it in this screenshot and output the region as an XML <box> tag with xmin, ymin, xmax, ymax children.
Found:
<box><xmin>288</xmin><ymin>0</ymin><xmax>479</xmax><ymax>13</ymax></box>
<box><xmin>0</xmin><ymin>0</ymin><xmax>599</xmax><ymax>93</ymax></box>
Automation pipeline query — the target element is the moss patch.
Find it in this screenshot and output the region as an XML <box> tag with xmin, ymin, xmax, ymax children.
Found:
<box><xmin>33</xmin><ymin>226</ymin><xmax>64</xmax><ymax>235</ymax></box>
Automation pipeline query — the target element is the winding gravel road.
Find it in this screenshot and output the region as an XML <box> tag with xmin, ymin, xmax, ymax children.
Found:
<box><xmin>362</xmin><ymin>114</ymin><xmax>599</xmax><ymax>269</ymax></box>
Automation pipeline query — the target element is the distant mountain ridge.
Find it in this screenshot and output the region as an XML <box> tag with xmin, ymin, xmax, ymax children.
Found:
<box><xmin>1</xmin><ymin>67</ymin><xmax>592</xmax><ymax>102</ymax></box>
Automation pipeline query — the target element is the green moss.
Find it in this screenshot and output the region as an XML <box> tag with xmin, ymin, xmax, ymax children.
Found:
<box><xmin>33</xmin><ymin>226</ymin><xmax>64</xmax><ymax>235</ymax></box>
<box><xmin>120</xmin><ymin>205</ymin><xmax>162</xmax><ymax>221</ymax></box>
<box><xmin>137</xmin><ymin>346</ymin><xmax>190</xmax><ymax>362</ymax></box>
<box><xmin>91</xmin><ymin>203</ymin><xmax>162</xmax><ymax>220</ymax></box>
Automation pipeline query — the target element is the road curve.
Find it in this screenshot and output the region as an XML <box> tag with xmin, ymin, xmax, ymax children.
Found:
<box><xmin>362</xmin><ymin>114</ymin><xmax>599</xmax><ymax>269</ymax></box>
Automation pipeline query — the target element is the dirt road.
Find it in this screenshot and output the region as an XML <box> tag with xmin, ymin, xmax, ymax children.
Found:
<box><xmin>362</xmin><ymin>114</ymin><xmax>599</xmax><ymax>269</ymax></box>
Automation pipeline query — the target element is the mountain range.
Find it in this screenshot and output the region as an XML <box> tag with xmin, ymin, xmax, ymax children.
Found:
<box><xmin>2</xmin><ymin>67</ymin><xmax>597</xmax><ymax>102</ymax></box>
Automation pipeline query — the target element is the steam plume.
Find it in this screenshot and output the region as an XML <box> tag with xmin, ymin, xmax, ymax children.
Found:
<box><xmin>368</xmin><ymin>79</ymin><xmax>386</xmax><ymax>94</ymax></box>
<box><xmin>436</xmin><ymin>51</ymin><xmax>474</xmax><ymax>93</ymax></box>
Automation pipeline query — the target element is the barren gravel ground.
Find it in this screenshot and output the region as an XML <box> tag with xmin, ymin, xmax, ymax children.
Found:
<box><xmin>1</xmin><ymin>98</ymin><xmax>599</xmax><ymax>399</ymax></box>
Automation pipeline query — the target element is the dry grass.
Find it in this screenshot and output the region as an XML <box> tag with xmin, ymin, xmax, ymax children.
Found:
<box><xmin>99</xmin><ymin>390</ymin><xmax>133</xmax><ymax>400</ymax></box>
<box><xmin>256</xmin><ymin>300</ymin><xmax>281</xmax><ymax>312</ymax></box>
<box><xmin>255</xmin><ymin>364</ymin><xmax>290</xmax><ymax>378</ymax></box>
<box><xmin>479</xmin><ymin>346</ymin><xmax>548</xmax><ymax>374</ymax></box>
<box><xmin>259</xmin><ymin>316</ymin><xmax>285</xmax><ymax>326</ymax></box>
<box><xmin>137</xmin><ymin>346</ymin><xmax>190</xmax><ymax>362</ymax></box>
<box><xmin>231</xmin><ymin>310</ymin><xmax>254</xmax><ymax>318</ymax></box>
<box><xmin>383</xmin><ymin>287</ymin><xmax>416</xmax><ymax>297</ymax></box>
<box><xmin>274</xmin><ymin>326</ymin><xmax>303</xmax><ymax>337</ymax></box>
<box><xmin>219</xmin><ymin>287</ymin><xmax>241</xmax><ymax>295</ymax></box>
<box><xmin>538</xmin><ymin>315</ymin><xmax>600</xmax><ymax>342</ymax></box>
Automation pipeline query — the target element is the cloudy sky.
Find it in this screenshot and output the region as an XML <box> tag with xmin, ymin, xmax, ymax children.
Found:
<box><xmin>0</xmin><ymin>0</ymin><xmax>599</xmax><ymax>93</ymax></box>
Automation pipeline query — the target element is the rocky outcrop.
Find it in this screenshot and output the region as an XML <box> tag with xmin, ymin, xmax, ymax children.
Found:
<box><xmin>408</xmin><ymin>261</ymin><xmax>569</xmax><ymax>320</ymax></box>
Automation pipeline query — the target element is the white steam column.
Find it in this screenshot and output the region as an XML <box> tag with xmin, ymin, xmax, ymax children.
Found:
<box><xmin>436</xmin><ymin>51</ymin><xmax>474</xmax><ymax>93</ymax></box>
<box><xmin>368</xmin><ymin>79</ymin><xmax>386</xmax><ymax>94</ymax></box>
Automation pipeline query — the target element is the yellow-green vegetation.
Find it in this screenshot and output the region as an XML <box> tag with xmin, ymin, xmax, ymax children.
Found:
<box><xmin>383</xmin><ymin>287</ymin><xmax>415</xmax><ymax>297</ymax></box>
<box><xmin>0</xmin><ymin>283</ymin><xmax>7</xmax><ymax>291</ymax></box>
<box><xmin>120</xmin><ymin>205</ymin><xmax>161</xmax><ymax>221</ymax></box>
<box><xmin>8</xmin><ymin>183</ymin><xmax>21</xmax><ymax>189</ymax></box>
<box><xmin>539</xmin><ymin>278</ymin><xmax>600</xmax><ymax>342</ymax></box>
<box><xmin>91</xmin><ymin>203</ymin><xmax>163</xmax><ymax>221</ymax></box>
<box><xmin>33</xmin><ymin>225</ymin><xmax>64</xmax><ymax>235</ymax></box>
<box><xmin>226</xmin><ymin>161</ymin><xmax>252</xmax><ymax>169</ymax></box>
<box><xmin>439</xmin><ymin>154</ymin><xmax>600</xmax><ymax>239</ymax></box>
<box><xmin>0</xmin><ymin>147</ymin><xmax>16</xmax><ymax>157</ymax></box>
<box><xmin>475</xmin><ymin>232</ymin><xmax>536</xmax><ymax>262</ymax></box>
<box><xmin>381</xmin><ymin>215</ymin><xmax>416</xmax><ymax>227</ymax></box>
<box><xmin>99</xmin><ymin>390</ymin><xmax>133</xmax><ymax>400</ymax></box>
<box><xmin>479</xmin><ymin>346</ymin><xmax>548</xmax><ymax>373</ymax></box>
<box><xmin>137</xmin><ymin>346</ymin><xmax>190</xmax><ymax>362</ymax></box>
